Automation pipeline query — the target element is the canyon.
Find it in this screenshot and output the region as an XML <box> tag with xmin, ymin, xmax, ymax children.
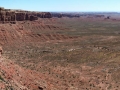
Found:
<box><xmin>0</xmin><ymin>7</ymin><xmax>120</xmax><ymax>90</ymax></box>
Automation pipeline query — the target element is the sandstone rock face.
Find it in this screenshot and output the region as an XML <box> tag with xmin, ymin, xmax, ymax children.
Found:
<box><xmin>37</xmin><ymin>12</ymin><xmax>52</xmax><ymax>18</ymax></box>
<box><xmin>0</xmin><ymin>7</ymin><xmax>52</xmax><ymax>23</ymax></box>
<box><xmin>16</xmin><ymin>12</ymin><xmax>38</xmax><ymax>21</ymax></box>
<box><xmin>30</xmin><ymin>15</ymin><xmax>38</xmax><ymax>21</ymax></box>
<box><xmin>0</xmin><ymin>8</ymin><xmax>16</xmax><ymax>23</ymax></box>
<box><xmin>44</xmin><ymin>12</ymin><xmax>52</xmax><ymax>18</ymax></box>
<box><xmin>16</xmin><ymin>12</ymin><xmax>26</xmax><ymax>21</ymax></box>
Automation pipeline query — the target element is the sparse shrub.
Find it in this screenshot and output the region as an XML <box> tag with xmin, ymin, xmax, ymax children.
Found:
<box><xmin>0</xmin><ymin>75</ymin><xmax>4</xmax><ymax>81</ymax></box>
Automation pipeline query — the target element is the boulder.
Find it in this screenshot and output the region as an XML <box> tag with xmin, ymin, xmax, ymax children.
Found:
<box><xmin>0</xmin><ymin>46</ymin><xmax>3</xmax><ymax>57</ymax></box>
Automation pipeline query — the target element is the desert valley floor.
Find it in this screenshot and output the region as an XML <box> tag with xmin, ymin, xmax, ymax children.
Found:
<box><xmin>0</xmin><ymin>17</ymin><xmax>120</xmax><ymax>90</ymax></box>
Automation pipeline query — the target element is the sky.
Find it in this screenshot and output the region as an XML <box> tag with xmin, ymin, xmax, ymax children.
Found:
<box><xmin>0</xmin><ymin>0</ymin><xmax>120</xmax><ymax>12</ymax></box>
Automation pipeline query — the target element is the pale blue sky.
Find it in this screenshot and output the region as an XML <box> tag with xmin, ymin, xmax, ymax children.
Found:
<box><xmin>0</xmin><ymin>0</ymin><xmax>120</xmax><ymax>12</ymax></box>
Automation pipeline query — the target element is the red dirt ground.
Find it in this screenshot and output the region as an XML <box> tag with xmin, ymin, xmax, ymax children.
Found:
<box><xmin>0</xmin><ymin>17</ymin><xmax>120</xmax><ymax>90</ymax></box>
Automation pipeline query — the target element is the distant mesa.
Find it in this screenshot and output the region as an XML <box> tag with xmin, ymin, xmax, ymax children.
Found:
<box><xmin>51</xmin><ymin>12</ymin><xmax>81</xmax><ymax>18</ymax></box>
<box><xmin>0</xmin><ymin>7</ymin><xmax>52</xmax><ymax>24</ymax></box>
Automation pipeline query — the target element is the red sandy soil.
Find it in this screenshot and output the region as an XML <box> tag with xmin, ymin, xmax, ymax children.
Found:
<box><xmin>0</xmin><ymin>18</ymin><xmax>120</xmax><ymax>90</ymax></box>
<box><xmin>0</xmin><ymin>56</ymin><xmax>120</xmax><ymax>90</ymax></box>
<box><xmin>0</xmin><ymin>20</ymin><xmax>77</xmax><ymax>46</ymax></box>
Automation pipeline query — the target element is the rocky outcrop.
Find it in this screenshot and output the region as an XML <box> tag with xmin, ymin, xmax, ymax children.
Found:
<box><xmin>29</xmin><ymin>15</ymin><xmax>38</xmax><ymax>21</ymax></box>
<box><xmin>0</xmin><ymin>7</ymin><xmax>52</xmax><ymax>24</ymax></box>
<box><xmin>43</xmin><ymin>12</ymin><xmax>52</xmax><ymax>18</ymax></box>
<box><xmin>0</xmin><ymin>8</ymin><xmax>16</xmax><ymax>23</ymax></box>
<box><xmin>36</xmin><ymin>12</ymin><xmax>52</xmax><ymax>18</ymax></box>
<box><xmin>51</xmin><ymin>13</ymin><xmax>62</xmax><ymax>18</ymax></box>
<box><xmin>51</xmin><ymin>13</ymin><xmax>80</xmax><ymax>18</ymax></box>
<box><xmin>16</xmin><ymin>12</ymin><xmax>25</xmax><ymax>21</ymax></box>
<box><xmin>0</xmin><ymin>46</ymin><xmax>3</xmax><ymax>57</ymax></box>
<box><xmin>16</xmin><ymin>12</ymin><xmax>38</xmax><ymax>21</ymax></box>
<box><xmin>25</xmin><ymin>13</ymin><xmax>38</xmax><ymax>21</ymax></box>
